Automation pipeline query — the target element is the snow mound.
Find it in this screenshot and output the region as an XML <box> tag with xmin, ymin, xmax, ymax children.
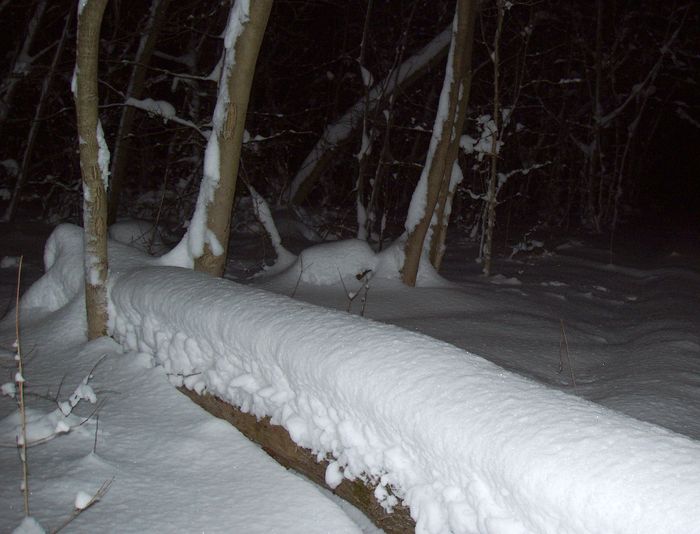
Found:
<box><xmin>374</xmin><ymin>238</ymin><xmax>451</xmax><ymax>287</ymax></box>
<box><xmin>269</xmin><ymin>238</ymin><xmax>451</xmax><ymax>289</ymax></box>
<box><xmin>109</xmin><ymin>219</ymin><xmax>172</xmax><ymax>255</ymax></box>
<box><xmin>274</xmin><ymin>239</ymin><xmax>377</xmax><ymax>286</ymax></box>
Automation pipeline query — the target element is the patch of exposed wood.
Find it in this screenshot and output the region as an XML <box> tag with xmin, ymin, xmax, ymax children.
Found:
<box><xmin>178</xmin><ymin>388</ymin><xmax>415</xmax><ymax>533</ymax></box>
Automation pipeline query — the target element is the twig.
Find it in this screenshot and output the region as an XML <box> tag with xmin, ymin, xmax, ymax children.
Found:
<box><xmin>360</xmin><ymin>282</ymin><xmax>370</xmax><ymax>317</ymax></box>
<box><xmin>339</xmin><ymin>268</ymin><xmax>373</xmax><ymax>315</ymax></box>
<box><xmin>558</xmin><ymin>319</ymin><xmax>577</xmax><ymax>392</ymax></box>
<box><xmin>14</xmin><ymin>255</ymin><xmax>30</xmax><ymax>516</ymax></box>
<box><xmin>53</xmin><ymin>374</ymin><xmax>67</xmax><ymax>402</ymax></box>
<box><xmin>51</xmin><ymin>477</ymin><xmax>114</xmax><ymax>534</ymax></box>
<box><xmin>290</xmin><ymin>255</ymin><xmax>304</xmax><ymax>299</ymax></box>
<box><xmin>93</xmin><ymin>414</ymin><xmax>99</xmax><ymax>454</ymax></box>
<box><xmin>337</xmin><ymin>268</ymin><xmax>354</xmax><ymax>313</ymax></box>
<box><xmin>357</xmin><ymin>269</ymin><xmax>372</xmax><ymax>317</ymax></box>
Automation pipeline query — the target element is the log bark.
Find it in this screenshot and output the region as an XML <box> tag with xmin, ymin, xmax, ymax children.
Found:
<box><xmin>179</xmin><ymin>389</ymin><xmax>416</xmax><ymax>533</ymax></box>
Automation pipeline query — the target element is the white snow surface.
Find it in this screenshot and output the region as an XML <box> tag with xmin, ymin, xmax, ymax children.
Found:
<box><xmin>95</xmin><ymin>120</ymin><xmax>110</xmax><ymax>192</ymax></box>
<box><xmin>3</xmin><ymin>224</ymin><xmax>700</xmax><ymax>533</ymax></box>
<box><xmin>268</xmin><ymin>237</ymin><xmax>448</xmax><ymax>290</ymax></box>
<box><xmin>4</xmin><ymin>224</ymin><xmax>699</xmax><ymax>533</ymax></box>
<box><xmin>0</xmin><ymin>224</ymin><xmax>362</xmax><ymax>533</ymax></box>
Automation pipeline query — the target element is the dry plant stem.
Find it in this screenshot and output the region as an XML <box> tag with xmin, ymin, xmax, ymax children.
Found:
<box><xmin>337</xmin><ymin>269</ymin><xmax>355</xmax><ymax>313</ymax></box>
<box><xmin>93</xmin><ymin>415</ymin><xmax>100</xmax><ymax>454</ymax></box>
<box><xmin>290</xmin><ymin>255</ymin><xmax>304</xmax><ymax>299</ymax></box>
<box><xmin>14</xmin><ymin>255</ymin><xmax>30</xmax><ymax>516</ymax></box>
<box><xmin>559</xmin><ymin>319</ymin><xmax>577</xmax><ymax>391</ymax></box>
<box><xmin>360</xmin><ymin>282</ymin><xmax>370</xmax><ymax>317</ymax></box>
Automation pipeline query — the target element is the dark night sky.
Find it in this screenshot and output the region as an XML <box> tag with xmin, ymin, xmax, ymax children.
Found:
<box><xmin>0</xmin><ymin>0</ymin><xmax>697</xmax><ymax>261</ymax></box>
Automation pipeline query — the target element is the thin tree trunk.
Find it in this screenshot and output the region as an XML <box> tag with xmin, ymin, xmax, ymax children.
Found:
<box><xmin>482</xmin><ymin>0</ymin><xmax>505</xmax><ymax>277</ymax></box>
<box><xmin>3</xmin><ymin>8</ymin><xmax>74</xmax><ymax>222</ymax></box>
<box><xmin>428</xmin><ymin>159</ymin><xmax>463</xmax><ymax>269</ymax></box>
<box><xmin>74</xmin><ymin>0</ymin><xmax>110</xmax><ymax>340</ymax></box>
<box><xmin>0</xmin><ymin>0</ymin><xmax>13</xmax><ymax>16</ymax></box>
<box><xmin>183</xmin><ymin>0</ymin><xmax>272</xmax><ymax>277</ymax></box>
<box><xmin>365</xmin><ymin>0</ymin><xmax>419</xmax><ymax>242</ymax></box>
<box><xmin>0</xmin><ymin>0</ymin><xmax>47</xmax><ymax>128</ymax></box>
<box><xmin>588</xmin><ymin>0</ymin><xmax>604</xmax><ymax>232</ymax></box>
<box><xmin>401</xmin><ymin>0</ymin><xmax>476</xmax><ymax>287</ymax></box>
<box><xmin>108</xmin><ymin>0</ymin><xmax>171</xmax><ymax>224</ymax></box>
<box><xmin>355</xmin><ymin>0</ymin><xmax>374</xmax><ymax>241</ymax></box>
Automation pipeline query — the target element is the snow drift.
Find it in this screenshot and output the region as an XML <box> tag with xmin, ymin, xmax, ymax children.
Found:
<box><xmin>19</xmin><ymin>225</ymin><xmax>700</xmax><ymax>533</ymax></box>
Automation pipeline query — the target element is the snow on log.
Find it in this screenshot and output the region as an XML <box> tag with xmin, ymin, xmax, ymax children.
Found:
<box><xmin>18</xmin><ymin>225</ymin><xmax>700</xmax><ymax>534</ymax></box>
<box><xmin>176</xmin><ymin>388</ymin><xmax>415</xmax><ymax>532</ymax></box>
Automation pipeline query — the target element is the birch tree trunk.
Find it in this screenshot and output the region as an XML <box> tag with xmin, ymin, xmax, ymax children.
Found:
<box><xmin>185</xmin><ymin>0</ymin><xmax>272</xmax><ymax>277</ymax></box>
<box><xmin>74</xmin><ymin>0</ymin><xmax>110</xmax><ymax>340</ymax></box>
<box><xmin>108</xmin><ymin>0</ymin><xmax>171</xmax><ymax>224</ymax></box>
<box><xmin>400</xmin><ymin>0</ymin><xmax>476</xmax><ymax>287</ymax></box>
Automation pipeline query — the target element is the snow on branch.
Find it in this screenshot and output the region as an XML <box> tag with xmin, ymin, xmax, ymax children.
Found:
<box><xmin>125</xmin><ymin>97</ymin><xmax>207</xmax><ymax>138</ymax></box>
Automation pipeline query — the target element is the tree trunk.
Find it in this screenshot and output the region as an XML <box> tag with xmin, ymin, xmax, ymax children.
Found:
<box><xmin>482</xmin><ymin>0</ymin><xmax>505</xmax><ymax>277</ymax></box>
<box><xmin>401</xmin><ymin>0</ymin><xmax>476</xmax><ymax>287</ymax></box>
<box><xmin>355</xmin><ymin>0</ymin><xmax>374</xmax><ymax>241</ymax></box>
<box><xmin>108</xmin><ymin>0</ymin><xmax>171</xmax><ymax>225</ymax></box>
<box><xmin>428</xmin><ymin>159</ymin><xmax>463</xmax><ymax>269</ymax></box>
<box><xmin>187</xmin><ymin>0</ymin><xmax>272</xmax><ymax>277</ymax></box>
<box><xmin>74</xmin><ymin>0</ymin><xmax>110</xmax><ymax>340</ymax></box>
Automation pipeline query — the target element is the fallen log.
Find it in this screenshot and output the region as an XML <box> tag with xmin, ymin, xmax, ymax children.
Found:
<box><xmin>179</xmin><ymin>388</ymin><xmax>416</xmax><ymax>533</ymax></box>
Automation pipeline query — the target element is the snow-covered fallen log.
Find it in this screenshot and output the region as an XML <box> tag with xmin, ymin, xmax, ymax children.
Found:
<box><xmin>176</xmin><ymin>387</ymin><xmax>415</xmax><ymax>532</ymax></box>
<box><xmin>20</xmin><ymin>225</ymin><xmax>700</xmax><ymax>533</ymax></box>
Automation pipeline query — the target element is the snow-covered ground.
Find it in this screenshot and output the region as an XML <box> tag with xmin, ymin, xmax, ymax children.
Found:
<box><xmin>1</xmin><ymin>221</ymin><xmax>699</xmax><ymax>533</ymax></box>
